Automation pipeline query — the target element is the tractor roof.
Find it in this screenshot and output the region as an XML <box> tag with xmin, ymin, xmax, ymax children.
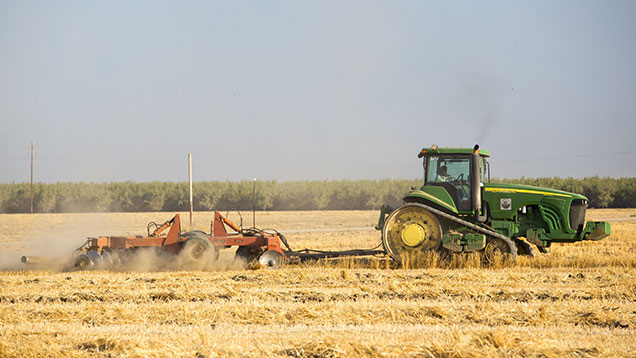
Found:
<box><xmin>418</xmin><ymin>146</ymin><xmax>491</xmax><ymax>157</ymax></box>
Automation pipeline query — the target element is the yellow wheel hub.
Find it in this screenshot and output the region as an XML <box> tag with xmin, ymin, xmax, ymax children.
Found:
<box><xmin>382</xmin><ymin>205</ymin><xmax>443</xmax><ymax>263</ymax></box>
<box><xmin>401</xmin><ymin>224</ymin><xmax>426</xmax><ymax>247</ymax></box>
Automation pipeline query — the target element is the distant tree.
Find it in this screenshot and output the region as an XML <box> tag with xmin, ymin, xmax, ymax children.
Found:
<box><xmin>611</xmin><ymin>178</ymin><xmax>636</xmax><ymax>208</ymax></box>
<box><xmin>33</xmin><ymin>183</ymin><xmax>56</xmax><ymax>213</ymax></box>
<box><xmin>140</xmin><ymin>182</ymin><xmax>166</xmax><ymax>212</ymax></box>
<box><xmin>2</xmin><ymin>184</ymin><xmax>30</xmax><ymax>213</ymax></box>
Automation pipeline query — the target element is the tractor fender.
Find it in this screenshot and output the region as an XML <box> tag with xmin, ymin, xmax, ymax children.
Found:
<box><xmin>403</xmin><ymin>187</ymin><xmax>458</xmax><ymax>214</ymax></box>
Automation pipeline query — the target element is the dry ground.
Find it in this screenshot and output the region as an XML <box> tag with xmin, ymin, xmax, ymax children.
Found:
<box><xmin>0</xmin><ymin>209</ymin><xmax>635</xmax><ymax>357</ymax></box>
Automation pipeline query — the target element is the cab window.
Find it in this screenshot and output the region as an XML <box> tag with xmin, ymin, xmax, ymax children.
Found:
<box><xmin>426</xmin><ymin>156</ymin><xmax>470</xmax><ymax>184</ymax></box>
<box><xmin>425</xmin><ymin>155</ymin><xmax>472</xmax><ymax>211</ymax></box>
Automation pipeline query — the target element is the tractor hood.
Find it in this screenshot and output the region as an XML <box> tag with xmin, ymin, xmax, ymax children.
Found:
<box><xmin>484</xmin><ymin>182</ymin><xmax>587</xmax><ymax>201</ymax></box>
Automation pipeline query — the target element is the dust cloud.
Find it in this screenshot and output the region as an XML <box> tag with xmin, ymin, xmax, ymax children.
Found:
<box><xmin>0</xmin><ymin>212</ymin><xmax>255</xmax><ymax>272</ymax></box>
<box><xmin>2</xmin><ymin>236</ymin><xmax>251</xmax><ymax>273</ymax></box>
<box><xmin>0</xmin><ymin>230</ymin><xmax>87</xmax><ymax>271</ymax></box>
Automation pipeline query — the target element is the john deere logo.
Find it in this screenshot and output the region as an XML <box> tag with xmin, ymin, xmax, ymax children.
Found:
<box><xmin>500</xmin><ymin>198</ymin><xmax>512</xmax><ymax>210</ymax></box>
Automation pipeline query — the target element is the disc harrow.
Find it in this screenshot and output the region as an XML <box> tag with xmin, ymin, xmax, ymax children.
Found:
<box><xmin>21</xmin><ymin>212</ymin><xmax>289</xmax><ymax>271</ymax></box>
<box><xmin>20</xmin><ymin>211</ymin><xmax>385</xmax><ymax>271</ymax></box>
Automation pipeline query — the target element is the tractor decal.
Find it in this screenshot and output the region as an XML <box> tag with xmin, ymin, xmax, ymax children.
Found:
<box><xmin>485</xmin><ymin>187</ymin><xmax>571</xmax><ymax>197</ymax></box>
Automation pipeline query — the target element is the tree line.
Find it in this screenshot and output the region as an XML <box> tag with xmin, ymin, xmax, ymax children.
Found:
<box><xmin>0</xmin><ymin>177</ymin><xmax>633</xmax><ymax>213</ymax></box>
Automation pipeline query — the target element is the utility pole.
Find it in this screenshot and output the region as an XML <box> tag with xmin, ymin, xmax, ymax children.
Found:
<box><xmin>30</xmin><ymin>141</ymin><xmax>35</xmax><ymax>214</ymax></box>
<box><xmin>188</xmin><ymin>153</ymin><xmax>193</xmax><ymax>226</ymax></box>
<box><xmin>252</xmin><ymin>178</ymin><xmax>256</xmax><ymax>228</ymax></box>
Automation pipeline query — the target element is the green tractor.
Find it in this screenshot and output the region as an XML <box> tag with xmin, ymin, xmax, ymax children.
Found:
<box><xmin>377</xmin><ymin>145</ymin><xmax>611</xmax><ymax>262</ymax></box>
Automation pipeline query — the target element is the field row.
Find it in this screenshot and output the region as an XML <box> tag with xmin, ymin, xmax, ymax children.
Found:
<box><xmin>1</xmin><ymin>266</ymin><xmax>635</xmax><ymax>357</ymax></box>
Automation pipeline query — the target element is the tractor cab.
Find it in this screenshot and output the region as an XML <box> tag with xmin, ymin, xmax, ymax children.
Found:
<box><xmin>425</xmin><ymin>155</ymin><xmax>473</xmax><ymax>211</ymax></box>
<box><xmin>412</xmin><ymin>145</ymin><xmax>490</xmax><ymax>216</ymax></box>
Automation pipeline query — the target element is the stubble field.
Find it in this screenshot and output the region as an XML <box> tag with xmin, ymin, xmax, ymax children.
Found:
<box><xmin>0</xmin><ymin>209</ymin><xmax>635</xmax><ymax>357</ymax></box>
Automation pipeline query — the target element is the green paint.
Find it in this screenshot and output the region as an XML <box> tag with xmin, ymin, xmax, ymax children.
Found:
<box><xmin>442</xmin><ymin>232</ymin><xmax>485</xmax><ymax>253</ymax></box>
<box><xmin>442</xmin><ymin>232</ymin><xmax>463</xmax><ymax>252</ymax></box>
<box><xmin>404</xmin><ymin>187</ymin><xmax>458</xmax><ymax>213</ymax></box>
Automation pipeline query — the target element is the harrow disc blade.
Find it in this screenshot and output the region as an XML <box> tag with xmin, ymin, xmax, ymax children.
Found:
<box><xmin>109</xmin><ymin>250</ymin><xmax>122</xmax><ymax>266</ymax></box>
<box><xmin>258</xmin><ymin>250</ymin><xmax>285</xmax><ymax>269</ymax></box>
<box><xmin>101</xmin><ymin>251</ymin><xmax>114</xmax><ymax>267</ymax></box>
<box><xmin>86</xmin><ymin>250</ymin><xmax>104</xmax><ymax>267</ymax></box>
<box><xmin>74</xmin><ymin>253</ymin><xmax>93</xmax><ymax>269</ymax></box>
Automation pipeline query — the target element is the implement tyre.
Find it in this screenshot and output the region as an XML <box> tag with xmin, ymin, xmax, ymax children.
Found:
<box><xmin>382</xmin><ymin>204</ymin><xmax>443</xmax><ymax>263</ymax></box>
<box><xmin>179</xmin><ymin>233</ymin><xmax>215</xmax><ymax>268</ymax></box>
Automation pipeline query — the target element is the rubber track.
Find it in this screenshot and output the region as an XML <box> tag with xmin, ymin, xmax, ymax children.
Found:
<box><xmin>404</xmin><ymin>203</ymin><xmax>517</xmax><ymax>260</ymax></box>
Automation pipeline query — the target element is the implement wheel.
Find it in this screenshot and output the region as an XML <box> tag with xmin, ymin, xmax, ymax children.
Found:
<box><xmin>179</xmin><ymin>234</ymin><xmax>216</xmax><ymax>268</ymax></box>
<box><xmin>382</xmin><ymin>204</ymin><xmax>443</xmax><ymax>263</ymax></box>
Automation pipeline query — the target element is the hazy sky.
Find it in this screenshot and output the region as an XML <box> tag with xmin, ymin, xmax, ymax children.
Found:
<box><xmin>1</xmin><ymin>1</ymin><xmax>635</xmax><ymax>183</ymax></box>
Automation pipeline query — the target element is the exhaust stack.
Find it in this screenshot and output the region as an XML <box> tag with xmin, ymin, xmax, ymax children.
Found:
<box><xmin>471</xmin><ymin>144</ymin><xmax>487</xmax><ymax>222</ymax></box>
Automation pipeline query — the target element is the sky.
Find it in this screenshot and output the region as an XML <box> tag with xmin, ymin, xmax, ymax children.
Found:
<box><xmin>1</xmin><ymin>1</ymin><xmax>635</xmax><ymax>183</ymax></box>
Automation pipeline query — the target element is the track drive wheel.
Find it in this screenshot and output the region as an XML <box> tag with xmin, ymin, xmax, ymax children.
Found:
<box><xmin>179</xmin><ymin>235</ymin><xmax>215</xmax><ymax>268</ymax></box>
<box><xmin>382</xmin><ymin>204</ymin><xmax>443</xmax><ymax>263</ymax></box>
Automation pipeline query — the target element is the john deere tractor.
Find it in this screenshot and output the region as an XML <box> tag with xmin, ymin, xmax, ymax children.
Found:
<box><xmin>377</xmin><ymin>145</ymin><xmax>611</xmax><ymax>262</ymax></box>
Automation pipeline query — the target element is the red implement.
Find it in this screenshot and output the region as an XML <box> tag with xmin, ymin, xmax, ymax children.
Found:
<box><xmin>48</xmin><ymin>211</ymin><xmax>289</xmax><ymax>269</ymax></box>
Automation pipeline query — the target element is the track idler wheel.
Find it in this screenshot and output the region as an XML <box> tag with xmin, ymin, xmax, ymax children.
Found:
<box><xmin>258</xmin><ymin>250</ymin><xmax>285</xmax><ymax>269</ymax></box>
<box><xmin>382</xmin><ymin>204</ymin><xmax>443</xmax><ymax>263</ymax></box>
<box><xmin>483</xmin><ymin>237</ymin><xmax>517</xmax><ymax>263</ymax></box>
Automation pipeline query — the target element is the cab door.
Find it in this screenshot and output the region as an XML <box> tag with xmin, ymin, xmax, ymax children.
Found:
<box><xmin>425</xmin><ymin>155</ymin><xmax>472</xmax><ymax>211</ymax></box>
